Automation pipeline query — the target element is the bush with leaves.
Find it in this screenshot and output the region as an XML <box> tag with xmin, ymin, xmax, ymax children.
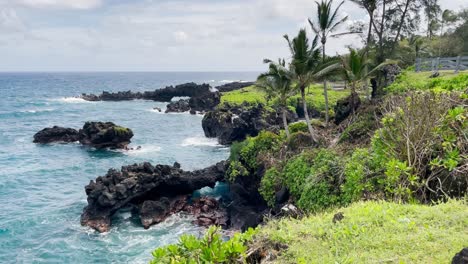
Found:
<box><xmin>227</xmin><ymin>131</ymin><xmax>283</xmax><ymax>182</ymax></box>
<box><xmin>150</xmin><ymin>226</ymin><xmax>257</xmax><ymax>264</ymax></box>
<box><xmin>260</xmin><ymin>149</ymin><xmax>344</xmax><ymax>212</ymax></box>
<box><xmin>372</xmin><ymin>91</ymin><xmax>467</xmax><ymax>202</ymax></box>
<box><xmin>341</xmin><ymin>148</ymin><xmax>383</xmax><ymax>204</ymax></box>
<box><xmin>259</xmin><ymin>168</ymin><xmax>283</xmax><ymax>207</ymax></box>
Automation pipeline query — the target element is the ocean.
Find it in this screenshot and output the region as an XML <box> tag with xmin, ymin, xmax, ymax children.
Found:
<box><xmin>0</xmin><ymin>72</ymin><xmax>258</xmax><ymax>263</ymax></box>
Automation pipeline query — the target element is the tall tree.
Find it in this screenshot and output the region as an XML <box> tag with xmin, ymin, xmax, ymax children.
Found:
<box><xmin>257</xmin><ymin>59</ymin><xmax>295</xmax><ymax>138</ymax></box>
<box><xmin>350</xmin><ymin>0</ymin><xmax>378</xmax><ymax>99</ymax></box>
<box><xmin>283</xmin><ymin>29</ymin><xmax>332</xmax><ymax>142</ymax></box>
<box><xmin>350</xmin><ymin>0</ymin><xmax>378</xmax><ymax>46</ymax></box>
<box><xmin>421</xmin><ymin>0</ymin><xmax>441</xmax><ymax>38</ymax></box>
<box><xmin>340</xmin><ymin>48</ymin><xmax>396</xmax><ymax>111</ymax></box>
<box><xmin>308</xmin><ymin>0</ymin><xmax>348</xmax><ymax>126</ymax></box>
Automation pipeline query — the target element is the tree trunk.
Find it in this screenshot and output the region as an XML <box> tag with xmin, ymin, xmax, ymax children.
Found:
<box><xmin>282</xmin><ymin>107</ymin><xmax>290</xmax><ymax>139</ymax></box>
<box><xmin>374</xmin><ymin>0</ymin><xmax>386</xmax><ymax>63</ymax></box>
<box><xmin>390</xmin><ymin>0</ymin><xmax>412</xmax><ymax>55</ymax></box>
<box><xmin>364</xmin><ymin>14</ymin><xmax>374</xmax><ymax>100</ymax></box>
<box><xmin>322</xmin><ymin>38</ymin><xmax>330</xmax><ymax>126</ymax></box>
<box><xmin>366</xmin><ymin>13</ymin><xmax>374</xmax><ymax>45</ymax></box>
<box><xmin>351</xmin><ymin>81</ymin><xmax>357</xmax><ymax>115</ymax></box>
<box><xmin>301</xmin><ymin>87</ymin><xmax>318</xmax><ymax>143</ymax></box>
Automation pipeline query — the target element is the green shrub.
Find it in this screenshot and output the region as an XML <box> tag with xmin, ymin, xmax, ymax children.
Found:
<box><xmin>226</xmin><ymin>160</ymin><xmax>249</xmax><ymax>183</ymax></box>
<box><xmin>341</xmin><ymin>148</ymin><xmax>382</xmax><ymax>204</ymax></box>
<box><xmin>239</xmin><ymin>131</ymin><xmax>281</xmax><ymax>171</ymax></box>
<box><xmin>227</xmin><ymin>131</ymin><xmax>283</xmax><ymax>182</ymax></box>
<box><xmin>288</xmin><ymin>122</ymin><xmax>308</xmax><ymax>133</ymax></box>
<box><xmin>371</xmin><ymin>91</ymin><xmax>467</xmax><ymax>202</ymax></box>
<box><xmin>339</xmin><ymin>113</ymin><xmax>377</xmax><ymax>144</ymax></box>
<box><xmin>280</xmin><ymin>149</ymin><xmax>344</xmax><ymax>212</ymax></box>
<box><xmin>295</xmin><ymin>149</ymin><xmax>343</xmax><ymax>212</ymax></box>
<box><xmin>150</xmin><ymin>226</ymin><xmax>257</xmax><ymax>264</ymax></box>
<box><xmin>259</xmin><ymin>167</ymin><xmax>283</xmax><ymax>207</ymax></box>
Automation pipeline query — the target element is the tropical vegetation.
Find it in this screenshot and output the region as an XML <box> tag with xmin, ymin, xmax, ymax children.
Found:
<box><xmin>151</xmin><ymin>0</ymin><xmax>468</xmax><ymax>262</ymax></box>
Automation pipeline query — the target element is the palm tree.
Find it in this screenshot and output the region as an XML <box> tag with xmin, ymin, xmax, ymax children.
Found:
<box><xmin>407</xmin><ymin>35</ymin><xmax>427</xmax><ymax>58</ymax></box>
<box><xmin>256</xmin><ymin>59</ymin><xmax>295</xmax><ymax>138</ymax></box>
<box><xmin>309</xmin><ymin>0</ymin><xmax>348</xmax><ymax>126</ymax></box>
<box><xmin>283</xmin><ymin>29</ymin><xmax>339</xmax><ymax>142</ymax></box>
<box><xmin>350</xmin><ymin>0</ymin><xmax>378</xmax><ymax>46</ymax></box>
<box><xmin>340</xmin><ymin>48</ymin><xmax>396</xmax><ymax>111</ymax></box>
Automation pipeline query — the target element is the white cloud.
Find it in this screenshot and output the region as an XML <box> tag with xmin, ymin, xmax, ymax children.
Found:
<box><xmin>0</xmin><ymin>8</ymin><xmax>25</xmax><ymax>33</ymax></box>
<box><xmin>1</xmin><ymin>0</ymin><xmax>463</xmax><ymax>71</ymax></box>
<box><xmin>173</xmin><ymin>31</ymin><xmax>189</xmax><ymax>43</ymax></box>
<box><xmin>18</xmin><ymin>0</ymin><xmax>102</xmax><ymax>9</ymax></box>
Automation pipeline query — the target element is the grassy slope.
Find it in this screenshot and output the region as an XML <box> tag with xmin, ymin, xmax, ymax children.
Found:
<box><xmin>258</xmin><ymin>200</ymin><xmax>467</xmax><ymax>263</ymax></box>
<box><xmin>220</xmin><ymin>85</ymin><xmax>350</xmax><ymax>113</ymax></box>
<box><xmin>386</xmin><ymin>70</ymin><xmax>468</xmax><ymax>93</ymax></box>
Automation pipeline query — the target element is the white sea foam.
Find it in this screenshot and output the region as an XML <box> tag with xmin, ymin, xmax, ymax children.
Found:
<box><xmin>124</xmin><ymin>145</ymin><xmax>162</xmax><ymax>155</ymax></box>
<box><xmin>52</xmin><ymin>97</ymin><xmax>92</xmax><ymax>103</ymax></box>
<box><xmin>219</xmin><ymin>80</ymin><xmax>249</xmax><ymax>83</ymax></box>
<box><xmin>180</xmin><ymin>136</ymin><xmax>219</xmax><ymax>147</ymax></box>
<box><xmin>20</xmin><ymin>108</ymin><xmax>55</xmax><ymax>113</ymax></box>
<box><xmin>149</xmin><ymin>108</ymin><xmax>164</xmax><ymax>113</ymax></box>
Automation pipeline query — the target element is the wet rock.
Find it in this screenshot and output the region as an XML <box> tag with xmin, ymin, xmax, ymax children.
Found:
<box><xmin>202</xmin><ymin>103</ymin><xmax>285</xmax><ymax>145</ymax></box>
<box><xmin>78</xmin><ymin>122</ymin><xmax>133</xmax><ymax>149</ymax></box>
<box><xmin>189</xmin><ymin>91</ymin><xmax>220</xmax><ymax>112</ymax></box>
<box><xmin>81</xmin><ymin>161</ymin><xmax>228</xmax><ymax>232</ymax></box>
<box><xmin>153</xmin><ymin>107</ymin><xmax>162</xmax><ymax>112</ymax></box>
<box><xmin>33</xmin><ymin>126</ymin><xmax>79</xmax><ymax>143</ymax></box>
<box><xmin>33</xmin><ymin>122</ymin><xmax>133</xmax><ymax>149</ymax></box>
<box><xmin>81</xmin><ymin>83</ymin><xmax>212</xmax><ymax>102</ymax></box>
<box><xmin>184</xmin><ymin>197</ymin><xmax>228</xmax><ymax>227</ymax></box>
<box><xmin>165</xmin><ymin>99</ymin><xmax>190</xmax><ymax>113</ymax></box>
<box><xmin>140</xmin><ymin>196</ymin><xmax>188</xmax><ymax>229</ymax></box>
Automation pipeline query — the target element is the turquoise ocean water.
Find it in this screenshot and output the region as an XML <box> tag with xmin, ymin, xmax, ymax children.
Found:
<box><xmin>0</xmin><ymin>72</ymin><xmax>257</xmax><ymax>263</ymax></box>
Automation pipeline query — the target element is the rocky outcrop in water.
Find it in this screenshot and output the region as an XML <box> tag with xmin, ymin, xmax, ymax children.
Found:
<box><xmin>33</xmin><ymin>126</ymin><xmax>79</xmax><ymax>143</ymax></box>
<box><xmin>33</xmin><ymin>122</ymin><xmax>133</xmax><ymax>149</ymax></box>
<box><xmin>81</xmin><ymin>83</ymin><xmax>212</xmax><ymax>102</ymax></box>
<box><xmin>78</xmin><ymin>122</ymin><xmax>134</xmax><ymax>149</ymax></box>
<box><xmin>202</xmin><ymin>103</ymin><xmax>296</xmax><ymax>145</ymax></box>
<box><xmin>81</xmin><ymin>161</ymin><xmax>228</xmax><ymax>232</ymax></box>
<box><xmin>188</xmin><ymin>90</ymin><xmax>221</xmax><ymax>112</ymax></box>
<box><xmin>215</xmin><ymin>82</ymin><xmax>254</xmax><ymax>92</ymax></box>
<box><xmin>165</xmin><ymin>99</ymin><xmax>191</xmax><ymax>113</ymax></box>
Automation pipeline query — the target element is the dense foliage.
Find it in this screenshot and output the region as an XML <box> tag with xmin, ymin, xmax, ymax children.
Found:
<box><xmin>150</xmin><ymin>1</ymin><xmax>468</xmax><ymax>262</ymax></box>
<box><xmin>150</xmin><ymin>226</ymin><xmax>257</xmax><ymax>264</ymax></box>
<box><xmin>227</xmin><ymin>131</ymin><xmax>282</xmax><ymax>182</ymax></box>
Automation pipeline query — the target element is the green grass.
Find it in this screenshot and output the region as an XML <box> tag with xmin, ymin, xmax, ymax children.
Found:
<box><xmin>386</xmin><ymin>70</ymin><xmax>468</xmax><ymax>93</ymax></box>
<box><xmin>258</xmin><ymin>200</ymin><xmax>467</xmax><ymax>263</ymax></box>
<box><xmin>220</xmin><ymin>84</ymin><xmax>350</xmax><ymax>113</ymax></box>
<box><xmin>220</xmin><ymin>86</ymin><xmax>267</xmax><ymax>105</ymax></box>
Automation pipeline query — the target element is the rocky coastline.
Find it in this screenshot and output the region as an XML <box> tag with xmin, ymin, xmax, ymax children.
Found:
<box><xmin>33</xmin><ymin>122</ymin><xmax>134</xmax><ymax>149</ymax></box>
<box><xmin>63</xmin><ymin>81</ymin><xmax>294</xmax><ymax>233</ymax></box>
<box><xmin>80</xmin><ymin>161</ymin><xmax>229</xmax><ymax>232</ymax></box>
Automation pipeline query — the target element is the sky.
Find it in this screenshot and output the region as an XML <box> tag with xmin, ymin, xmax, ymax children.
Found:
<box><xmin>0</xmin><ymin>0</ymin><xmax>466</xmax><ymax>72</ymax></box>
